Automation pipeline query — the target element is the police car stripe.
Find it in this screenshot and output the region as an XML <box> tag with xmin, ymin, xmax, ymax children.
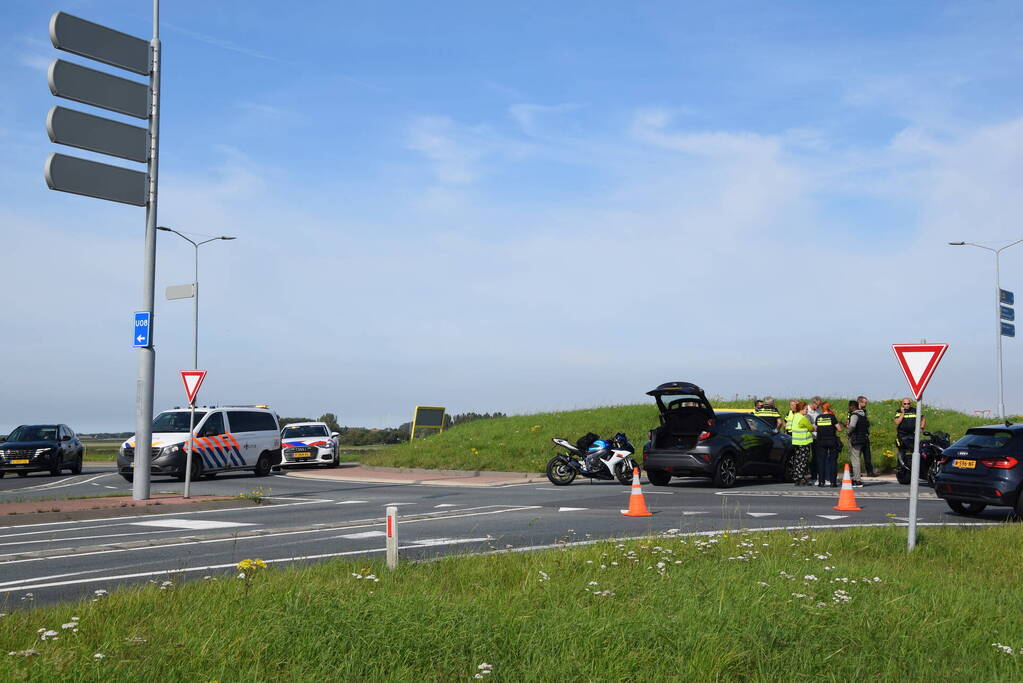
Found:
<box><xmin>225</xmin><ymin>433</ymin><xmax>245</xmax><ymax>466</ymax></box>
<box><xmin>202</xmin><ymin>437</ymin><xmax>226</xmax><ymax>467</ymax></box>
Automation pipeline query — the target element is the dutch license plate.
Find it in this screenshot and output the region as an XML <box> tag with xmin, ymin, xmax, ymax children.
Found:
<box><xmin>11</xmin><ymin>459</ymin><xmax>29</xmax><ymax>464</ymax></box>
<box><xmin>954</xmin><ymin>459</ymin><xmax>976</xmax><ymax>469</ymax></box>
<box><xmin>294</xmin><ymin>453</ymin><xmax>311</xmax><ymax>459</ymax></box>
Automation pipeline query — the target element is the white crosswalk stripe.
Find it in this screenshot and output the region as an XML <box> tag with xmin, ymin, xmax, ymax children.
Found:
<box><xmin>746</xmin><ymin>512</ymin><xmax>777</xmax><ymax>518</ymax></box>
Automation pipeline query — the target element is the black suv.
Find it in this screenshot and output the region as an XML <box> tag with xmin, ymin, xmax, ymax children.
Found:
<box><xmin>642</xmin><ymin>382</ymin><xmax>792</xmax><ymax>488</ymax></box>
<box><xmin>933</xmin><ymin>423</ymin><xmax>1023</xmax><ymax>516</ymax></box>
<box><xmin>0</xmin><ymin>424</ymin><xmax>84</xmax><ymax>478</ymax></box>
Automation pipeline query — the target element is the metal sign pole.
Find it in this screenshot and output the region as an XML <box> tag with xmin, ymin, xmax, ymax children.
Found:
<box><xmin>907</xmin><ymin>397</ymin><xmax>923</xmax><ymax>551</ymax></box>
<box><xmin>183</xmin><ymin>402</ymin><xmax>196</xmax><ymax>498</ymax></box>
<box><xmin>132</xmin><ymin>0</ymin><xmax>160</xmax><ymax>501</ymax></box>
<box><xmin>995</xmin><ymin>252</ymin><xmax>1005</xmax><ymax>420</ymax></box>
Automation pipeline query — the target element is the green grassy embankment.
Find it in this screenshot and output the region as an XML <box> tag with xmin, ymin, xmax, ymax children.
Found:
<box><xmin>81</xmin><ymin>440</ymin><xmax>120</xmax><ymax>462</ymax></box>
<box><xmin>360</xmin><ymin>399</ymin><xmax>1001</xmax><ymax>474</ymax></box>
<box><xmin>2</xmin><ymin>526</ymin><xmax>1021</xmax><ymax>681</ymax></box>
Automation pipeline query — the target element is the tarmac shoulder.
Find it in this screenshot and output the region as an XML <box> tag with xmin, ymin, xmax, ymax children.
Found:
<box><xmin>285</xmin><ymin>463</ymin><xmax>546</xmax><ymax>487</ymax></box>
<box><xmin>0</xmin><ymin>495</ymin><xmax>252</xmax><ymax>526</ymax></box>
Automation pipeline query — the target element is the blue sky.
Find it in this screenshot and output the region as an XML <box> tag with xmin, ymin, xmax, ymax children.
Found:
<box><xmin>2</xmin><ymin>0</ymin><xmax>1023</xmax><ymax>431</ymax></box>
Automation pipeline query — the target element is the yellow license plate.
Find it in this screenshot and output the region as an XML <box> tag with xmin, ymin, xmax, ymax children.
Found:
<box><xmin>954</xmin><ymin>459</ymin><xmax>976</xmax><ymax>469</ymax></box>
<box><xmin>11</xmin><ymin>459</ymin><xmax>29</xmax><ymax>464</ymax></box>
<box><xmin>294</xmin><ymin>453</ymin><xmax>311</xmax><ymax>458</ymax></box>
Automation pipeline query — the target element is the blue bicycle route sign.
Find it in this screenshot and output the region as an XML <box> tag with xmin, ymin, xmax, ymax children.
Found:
<box><xmin>133</xmin><ymin>310</ymin><xmax>151</xmax><ymax>347</ymax></box>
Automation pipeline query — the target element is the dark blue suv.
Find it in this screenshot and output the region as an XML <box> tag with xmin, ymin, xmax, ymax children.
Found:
<box><xmin>933</xmin><ymin>424</ymin><xmax>1023</xmax><ymax>516</ymax></box>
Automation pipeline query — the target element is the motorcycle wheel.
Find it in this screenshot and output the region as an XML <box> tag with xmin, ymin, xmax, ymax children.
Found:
<box><xmin>926</xmin><ymin>459</ymin><xmax>941</xmax><ymax>488</ymax></box>
<box><xmin>615</xmin><ymin>460</ymin><xmax>635</xmax><ymax>485</ymax></box>
<box><xmin>896</xmin><ymin>467</ymin><xmax>911</xmax><ymax>485</ymax></box>
<box><xmin>546</xmin><ymin>457</ymin><xmax>576</xmax><ymax>486</ymax></box>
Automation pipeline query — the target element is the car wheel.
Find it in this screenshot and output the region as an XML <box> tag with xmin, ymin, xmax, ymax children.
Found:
<box><xmin>546</xmin><ymin>457</ymin><xmax>576</xmax><ymax>486</ymax></box>
<box><xmin>175</xmin><ymin>457</ymin><xmax>203</xmax><ymax>482</ymax></box>
<box><xmin>253</xmin><ymin>453</ymin><xmax>273</xmax><ymax>477</ymax></box>
<box><xmin>328</xmin><ymin>453</ymin><xmax>339</xmax><ymax>468</ymax></box>
<box><xmin>712</xmin><ymin>454</ymin><xmax>738</xmax><ymax>488</ymax></box>
<box><xmin>646</xmin><ymin>468</ymin><xmax>671</xmax><ymax>486</ymax></box>
<box><xmin>70</xmin><ymin>456</ymin><xmax>83</xmax><ymax>475</ymax></box>
<box><xmin>1014</xmin><ymin>489</ymin><xmax>1023</xmax><ymax>519</ymax></box>
<box><xmin>896</xmin><ymin>467</ymin><xmax>911</xmax><ymax>485</ymax></box>
<box><xmin>50</xmin><ymin>461</ymin><xmax>62</xmax><ymax>476</ymax></box>
<box><xmin>946</xmin><ymin>500</ymin><xmax>987</xmax><ymax>516</ymax></box>
<box><xmin>120</xmin><ymin>473</ymin><xmax>133</xmax><ymax>483</ymax></box>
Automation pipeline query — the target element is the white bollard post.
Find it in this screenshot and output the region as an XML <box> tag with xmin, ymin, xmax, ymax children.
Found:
<box><xmin>386</xmin><ymin>506</ymin><xmax>398</xmax><ymax>570</ymax></box>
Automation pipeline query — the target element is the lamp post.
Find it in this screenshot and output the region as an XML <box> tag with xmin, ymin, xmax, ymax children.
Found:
<box><xmin>948</xmin><ymin>239</ymin><xmax>1023</xmax><ymax>420</ymax></box>
<box><xmin>158</xmin><ymin>227</ymin><xmax>234</xmax><ymax>499</ymax></box>
<box><xmin>156</xmin><ymin>227</ymin><xmax>235</xmax><ymax>369</ymax></box>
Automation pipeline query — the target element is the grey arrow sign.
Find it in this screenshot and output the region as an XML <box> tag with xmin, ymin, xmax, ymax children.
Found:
<box><xmin>47</xmin><ymin>106</ymin><xmax>148</xmax><ymax>163</ymax></box>
<box><xmin>49</xmin><ymin>11</ymin><xmax>150</xmax><ymax>76</ymax></box>
<box><xmin>45</xmin><ymin>152</ymin><xmax>147</xmax><ymax>206</ymax></box>
<box><xmin>48</xmin><ymin>59</ymin><xmax>149</xmax><ymax>119</ymax></box>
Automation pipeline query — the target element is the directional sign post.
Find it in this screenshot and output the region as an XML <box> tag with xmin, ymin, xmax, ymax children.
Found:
<box><xmin>132</xmin><ymin>311</ymin><xmax>152</xmax><ymax>347</ymax></box>
<box><xmin>893</xmin><ymin>343</ymin><xmax>949</xmax><ymax>552</ymax></box>
<box><xmin>180</xmin><ymin>370</ymin><xmax>207</xmax><ymax>499</ymax></box>
<box><xmin>45</xmin><ymin>4</ymin><xmax>162</xmax><ymax>501</ymax></box>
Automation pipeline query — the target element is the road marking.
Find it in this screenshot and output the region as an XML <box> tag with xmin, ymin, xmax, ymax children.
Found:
<box><xmin>0</xmin><ymin>498</ymin><xmax>334</xmax><ymax>532</ymax></box>
<box><xmin>103</xmin><ymin>485</ymin><xmax>117</xmax><ymax>489</ymax></box>
<box><xmin>746</xmin><ymin>512</ymin><xmax>777</xmax><ymax>518</ymax></box>
<box><xmin>622</xmin><ymin>490</ymin><xmax>674</xmax><ymax>495</ymax></box>
<box><xmin>818</xmin><ymin>515</ymin><xmax>847</xmax><ymax>520</ymax></box>
<box><xmin>382</xmin><ymin>502</ymin><xmax>417</xmax><ymax>507</ymax></box>
<box><xmin>0</xmin><ymin>473</ymin><xmax>112</xmax><ymax>494</ymax></box>
<box><xmin>681</xmin><ymin>511</ymin><xmax>708</xmax><ymax>516</ymax></box>
<box><xmin>129</xmin><ymin>519</ymin><xmax>255</xmax><ymax>530</ymax></box>
<box><xmin>0</xmin><ymin>505</ymin><xmax>543</xmax><ymax>569</ymax></box>
<box><xmin>716</xmin><ymin>490</ymin><xmax>939</xmax><ymax>500</ymax></box>
<box><xmin>558</xmin><ymin>507</ymin><xmax>587</xmax><ymax>512</ymax></box>
<box><xmin>334</xmin><ymin>500</ymin><xmax>369</xmax><ymax>505</ymax></box>
<box><xmin>433</xmin><ymin>504</ymin><xmax>457</xmax><ymax>508</ymax></box>
<box><xmin>338</xmin><ymin>531</ymin><xmax>385</xmax><ymax>539</ymax></box>
<box><xmin>892</xmin><ymin>517</ymin><xmax>923</xmax><ymax>522</ymax></box>
<box><xmin>412</xmin><ymin>537</ymin><xmax>490</xmax><ymax>547</ymax></box>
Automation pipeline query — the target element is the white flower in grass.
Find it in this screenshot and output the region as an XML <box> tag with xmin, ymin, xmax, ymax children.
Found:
<box><xmin>237</xmin><ymin>572</ymin><xmax>246</xmax><ymax>580</ymax></box>
<box><xmin>538</xmin><ymin>571</ymin><xmax>549</xmax><ymax>582</ymax></box>
<box><xmin>804</xmin><ymin>575</ymin><xmax>818</xmax><ymax>581</ymax></box>
<box><xmin>93</xmin><ymin>653</ymin><xmax>105</xmax><ymax>659</ymax></box>
<box><xmin>478</xmin><ymin>663</ymin><xmax>493</xmax><ymax>670</ymax></box>
<box><xmin>992</xmin><ymin>643</ymin><xmax>1015</xmax><ymax>655</ymax></box>
<box><xmin>93</xmin><ymin>590</ymin><xmax>107</xmax><ymax>597</ymax></box>
<box><xmin>873</xmin><ymin>577</ymin><xmax>882</xmax><ymax>583</ymax></box>
<box><xmin>40</xmin><ymin>630</ymin><xmax>59</xmax><ymax>641</ymax></box>
<box><xmin>756</xmin><ymin>582</ymin><xmax>769</xmax><ymax>587</ymax></box>
<box><xmin>587</xmin><ymin>581</ymin><xmax>599</xmax><ymax>586</ymax></box>
<box><xmin>8</xmin><ymin>649</ymin><xmax>40</xmax><ymax>657</ymax></box>
<box><xmin>61</xmin><ymin>622</ymin><xmax>77</xmax><ymax>630</ymax></box>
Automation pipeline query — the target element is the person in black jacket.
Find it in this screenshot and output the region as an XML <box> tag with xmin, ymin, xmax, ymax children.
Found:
<box><xmin>814</xmin><ymin>402</ymin><xmax>844</xmax><ymax>487</ymax></box>
<box><xmin>846</xmin><ymin>400</ymin><xmax>867</xmax><ymax>487</ymax></box>
<box><xmin>857</xmin><ymin>395</ymin><xmax>875</xmax><ymax>477</ymax></box>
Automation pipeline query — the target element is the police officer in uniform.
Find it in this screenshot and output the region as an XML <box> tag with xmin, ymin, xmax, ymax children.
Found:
<box><xmin>814</xmin><ymin>402</ymin><xmax>844</xmax><ymax>487</ymax></box>
<box><xmin>894</xmin><ymin>398</ymin><xmax>926</xmax><ymax>476</ymax></box>
<box><xmin>753</xmin><ymin>396</ymin><xmax>783</xmax><ymax>429</ymax></box>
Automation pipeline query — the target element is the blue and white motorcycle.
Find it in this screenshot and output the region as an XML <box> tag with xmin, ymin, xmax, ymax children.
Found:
<box><xmin>546</xmin><ymin>433</ymin><xmax>637</xmax><ymax>486</ymax></box>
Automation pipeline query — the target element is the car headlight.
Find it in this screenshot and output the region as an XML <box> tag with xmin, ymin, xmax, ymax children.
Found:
<box><xmin>160</xmin><ymin>444</ymin><xmax>183</xmax><ymax>457</ymax></box>
<box><xmin>36</xmin><ymin>448</ymin><xmax>53</xmax><ymax>456</ymax></box>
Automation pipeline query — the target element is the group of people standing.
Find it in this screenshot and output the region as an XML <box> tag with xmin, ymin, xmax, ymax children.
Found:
<box><xmin>752</xmin><ymin>396</ymin><xmax>880</xmax><ymax>488</ymax></box>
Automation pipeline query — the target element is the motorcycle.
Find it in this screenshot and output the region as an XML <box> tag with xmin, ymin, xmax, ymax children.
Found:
<box><xmin>545</xmin><ymin>432</ymin><xmax>637</xmax><ymax>486</ymax></box>
<box><xmin>895</xmin><ymin>430</ymin><xmax>950</xmax><ymax>487</ymax></box>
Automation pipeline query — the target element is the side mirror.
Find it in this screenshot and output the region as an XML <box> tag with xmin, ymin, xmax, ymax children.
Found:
<box><xmin>331</xmin><ymin>432</ymin><xmax>340</xmax><ymax>438</ymax></box>
<box><xmin>61</xmin><ymin>435</ymin><xmax>71</xmax><ymax>442</ymax></box>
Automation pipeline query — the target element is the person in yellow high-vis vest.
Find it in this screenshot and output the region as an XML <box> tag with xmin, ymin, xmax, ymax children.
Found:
<box><xmin>789</xmin><ymin>401</ymin><xmax>815</xmax><ymax>486</ymax></box>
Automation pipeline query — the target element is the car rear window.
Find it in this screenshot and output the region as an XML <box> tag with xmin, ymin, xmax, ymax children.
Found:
<box><xmin>953</xmin><ymin>430</ymin><xmax>1016</xmax><ymax>450</ymax></box>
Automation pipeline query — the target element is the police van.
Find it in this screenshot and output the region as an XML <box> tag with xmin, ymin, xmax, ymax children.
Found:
<box><xmin>117</xmin><ymin>405</ymin><xmax>281</xmax><ymax>482</ymax></box>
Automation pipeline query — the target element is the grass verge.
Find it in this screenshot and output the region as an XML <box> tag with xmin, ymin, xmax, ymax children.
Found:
<box><xmin>1</xmin><ymin>525</ymin><xmax>1021</xmax><ymax>680</ymax></box>
<box><xmin>359</xmin><ymin>399</ymin><xmax>998</xmax><ymax>473</ymax></box>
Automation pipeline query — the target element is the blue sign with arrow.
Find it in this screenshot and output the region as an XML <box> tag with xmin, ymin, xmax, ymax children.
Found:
<box><xmin>133</xmin><ymin>310</ymin><xmax>151</xmax><ymax>347</ymax></box>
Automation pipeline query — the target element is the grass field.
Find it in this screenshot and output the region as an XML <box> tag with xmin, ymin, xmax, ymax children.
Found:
<box><xmin>80</xmin><ymin>440</ymin><xmax>121</xmax><ymax>463</ymax></box>
<box><xmin>1</xmin><ymin>525</ymin><xmax>1020</xmax><ymax>681</ymax></box>
<box><xmin>359</xmin><ymin>398</ymin><xmax>1002</xmax><ymax>474</ymax></box>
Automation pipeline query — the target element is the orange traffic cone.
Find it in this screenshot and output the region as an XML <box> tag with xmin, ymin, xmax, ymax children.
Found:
<box><xmin>622</xmin><ymin>467</ymin><xmax>654</xmax><ymax>517</ymax></box>
<box><xmin>833</xmin><ymin>464</ymin><xmax>862</xmax><ymax>511</ymax></box>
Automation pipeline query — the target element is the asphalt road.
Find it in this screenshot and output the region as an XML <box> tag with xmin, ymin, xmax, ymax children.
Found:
<box><xmin>0</xmin><ymin>464</ymin><xmax>1014</xmax><ymax>607</ymax></box>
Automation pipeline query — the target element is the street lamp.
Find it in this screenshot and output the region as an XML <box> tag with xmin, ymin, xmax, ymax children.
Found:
<box><xmin>948</xmin><ymin>239</ymin><xmax>1023</xmax><ymax>420</ymax></box>
<box><xmin>157</xmin><ymin>227</ymin><xmax>236</xmax><ymax>369</ymax></box>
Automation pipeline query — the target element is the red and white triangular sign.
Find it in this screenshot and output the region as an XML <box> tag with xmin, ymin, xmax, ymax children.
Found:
<box><xmin>892</xmin><ymin>344</ymin><xmax>948</xmax><ymax>400</ymax></box>
<box><xmin>180</xmin><ymin>370</ymin><xmax>207</xmax><ymax>405</ymax></box>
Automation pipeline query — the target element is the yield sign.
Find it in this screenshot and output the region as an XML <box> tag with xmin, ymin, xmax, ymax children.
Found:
<box><xmin>892</xmin><ymin>344</ymin><xmax>948</xmax><ymax>400</ymax></box>
<box><xmin>180</xmin><ymin>370</ymin><xmax>207</xmax><ymax>405</ymax></box>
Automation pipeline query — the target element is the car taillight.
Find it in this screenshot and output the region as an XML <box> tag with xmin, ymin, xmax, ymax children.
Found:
<box><xmin>698</xmin><ymin>431</ymin><xmax>713</xmax><ymax>440</ymax></box>
<box><xmin>981</xmin><ymin>457</ymin><xmax>1019</xmax><ymax>469</ymax></box>
<box><xmin>939</xmin><ymin>456</ymin><xmax>950</xmax><ymax>465</ymax></box>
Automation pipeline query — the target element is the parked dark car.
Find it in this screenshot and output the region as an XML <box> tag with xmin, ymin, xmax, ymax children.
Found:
<box><xmin>642</xmin><ymin>382</ymin><xmax>792</xmax><ymax>488</ymax></box>
<box><xmin>0</xmin><ymin>424</ymin><xmax>84</xmax><ymax>478</ymax></box>
<box><xmin>933</xmin><ymin>423</ymin><xmax>1023</xmax><ymax>516</ymax></box>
